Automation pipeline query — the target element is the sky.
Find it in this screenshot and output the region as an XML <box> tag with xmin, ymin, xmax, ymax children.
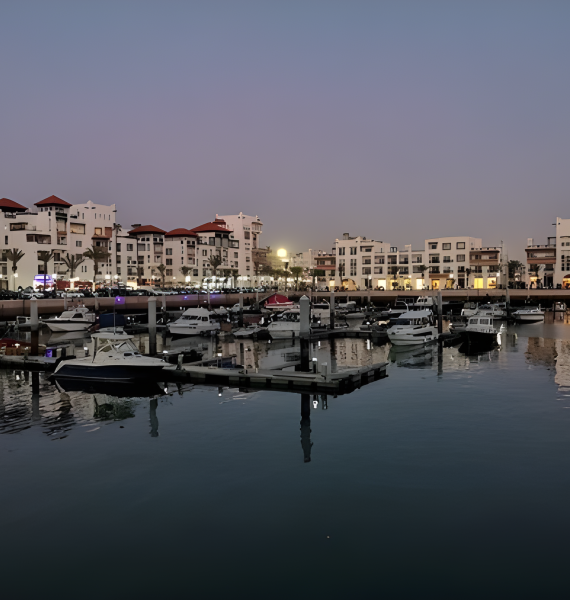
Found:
<box><xmin>1</xmin><ymin>1</ymin><xmax>569</xmax><ymax>260</ymax></box>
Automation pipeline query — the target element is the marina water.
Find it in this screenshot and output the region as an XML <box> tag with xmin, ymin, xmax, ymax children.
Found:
<box><xmin>2</xmin><ymin>323</ymin><xmax>570</xmax><ymax>598</ymax></box>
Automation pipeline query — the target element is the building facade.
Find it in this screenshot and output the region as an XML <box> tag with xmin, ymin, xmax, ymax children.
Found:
<box><xmin>525</xmin><ymin>217</ymin><xmax>570</xmax><ymax>288</ymax></box>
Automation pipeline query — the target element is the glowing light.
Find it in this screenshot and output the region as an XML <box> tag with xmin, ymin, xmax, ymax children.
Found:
<box><xmin>277</xmin><ymin>248</ymin><xmax>287</xmax><ymax>258</ymax></box>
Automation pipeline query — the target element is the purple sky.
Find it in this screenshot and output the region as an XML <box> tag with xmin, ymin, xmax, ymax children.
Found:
<box><xmin>1</xmin><ymin>1</ymin><xmax>569</xmax><ymax>260</ymax></box>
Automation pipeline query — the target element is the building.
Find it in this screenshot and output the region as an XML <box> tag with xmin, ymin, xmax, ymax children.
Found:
<box><xmin>525</xmin><ymin>217</ymin><xmax>570</xmax><ymax>288</ymax></box>
<box><xmin>333</xmin><ymin>233</ymin><xmax>503</xmax><ymax>290</ymax></box>
<box><xmin>1</xmin><ymin>195</ymin><xmax>117</xmax><ymax>289</ymax></box>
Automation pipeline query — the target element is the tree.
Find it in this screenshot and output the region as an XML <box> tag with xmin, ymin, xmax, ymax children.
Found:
<box><xmin>61</xmin><ymin>253</ymin><xmax>85</xmax><ymax>287</ymax></box>
<box><xmin>157</xmin><ymin>264</ymin><xmax>167</xmax><ymax>288</ymax></box>
<box><xmin>208</xmin><ymin>252</ymin><xmax>223</xmax><ymax>280</ymax></box>
<box><xmin>231</xmin><ymin>269</ymin><xmax>240</xmax><ymax>287</ymax></box>
<box><xmin>508</xmin><ymin>260</ymin><xmax>523</xmax><ymax>280</ymax></box>
<box><xmin>529</xmin><ymin>263</ymin><xmax>542</xmax><ymax>287</ymax></box>
<box><xmin>83</xmin><ymin>246</ymin><xmax>111</xmax><ymax>288</ymax></box>
<box><xmin>37</xmin><ymin>250</ymin><xmax>55</xmax><ymax>292</ymax></box>
<box><xmin>5</xmin><ymin>248</ymin><xmax>24</xmax><ymax>290</ymax></box>
<box><xmin>309</xmin><ymin>269</ymin><xmax>325</xmax><ymax>290</ymax></box>
<box><xmin>290</xmin><ymin>266</ymin><xmax>304</xmax><ymax>290</ymax></box>
<box><xmin>465</xmin><ymin>268</ymin><xmax>472</xmax><ymax>288</ymax></box>
<box><xmin>179</xmin><ymin>266</ymin><xmax>191</xmax><ymax>284</ymax></box>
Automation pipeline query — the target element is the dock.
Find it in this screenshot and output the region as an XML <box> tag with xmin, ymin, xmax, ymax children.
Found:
<box><xmin>164</xmin><ymin>360</ymin><xmax>388</xmax><ymax>394</ymax></box>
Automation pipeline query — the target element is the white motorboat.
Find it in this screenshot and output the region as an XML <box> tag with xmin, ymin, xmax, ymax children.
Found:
<box><xmin>461</xmin><ymin>302</ymin><xmax>479</xmax><ymax>317</ymax></box>
<box><xmin>379</xmin><ymin>300</ymin><xmax>409</xmax><ymax>318</ymax></box>
<box><xmin>512</xmin><ymin>306</ymin><xmax>545</xmax><ymax>323</ymax></box>
<box><xmin>44</xmin><ymin>307</ymin><xmax>96</xmax><ymax>333</ymax></box>
<box><xmin>312</xmin><ymin>301</ymin><xmax>331</xmax><ymax>319</ymax></box>
<box><xmin>476</xmin><ymin>304</ymin><xmax>505</xmax><ymax>319</ymax></box>
<box><xmin>52</xmin><ymin>331</ymin><xmax>166</xmax><ymax>382</ymax></box>
<box><xmin>168</xmin><ymin>307</ymin><xmax>220</xmax><ymax>336</ymax></box>
<box><xmin>267</xmin><ymin>309</ymin><xmax>302</xmax><ymax>339</ymax></box>
<box><xmin>233</xmin><ymin>325</ymin><xmax>264</xmax><ymax>338</ymax></box>
<box><xmin>387</xmin><ymin>310</ymin><xmax>438</xmax><ymax>346</ymax></box>
<box><xmin>463</xmin><ymin>316</ymin><xmax>503</xmax><ymax>345</ymax></box>
<box><xmin>448</xmin><ymin>314</ymin><xmax>468</xmax><ymax>334</ymax></box>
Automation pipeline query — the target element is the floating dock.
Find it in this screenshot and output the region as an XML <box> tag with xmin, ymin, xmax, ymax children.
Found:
<box><xmin>164</xmin><ymin>360</ymin><xmax>388</xmax><ymax>394</ymax></box>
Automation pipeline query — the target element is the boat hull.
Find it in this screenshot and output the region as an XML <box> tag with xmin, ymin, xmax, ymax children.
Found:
<box><xmin>514</xmin><ymin>315</ymin><xmax>544</xmax><ymax>323</ymax></box>
<box><xmin>53</xmin><ymin>362</ymin><xmax>165</xmax><ymax>382</ymax></box>
<box><xmin>388</xmin><ymin>332</ymin><xmax>437</xmax><ymax>346</ymax></box>
<box><xmin>463</xmin><ymin>331</ymin><xmax>499</xmax><ymax>346</ymax></box>
<box><xmin>46</xmin><ymin>321</ymin><xmax>93</xmax><ymax>333</ymax></box>
<box><xmin>168</xmin><ymin>325</ymin><xmax>219</xmax><ymax>336</ymax></box>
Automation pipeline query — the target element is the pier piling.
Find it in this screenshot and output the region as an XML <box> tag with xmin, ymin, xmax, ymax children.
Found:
<box><xmin>300</xmin><ymin>295</ymin><xmax>311</xmax><ymax>371</ymax></box>
<box><xmin>148</xmin><ymin>297</ymin><xmax>157</xmax><ymax>355</ymax></box>
<box><xmin>30</xmin><ymin>297</ymin><xmax>39</xmax><ymax>356</ymax></box>
<box><xmin>330</xmin><ymin>291</ymin><xmax>335</xmax><ymax>330</ymax></box>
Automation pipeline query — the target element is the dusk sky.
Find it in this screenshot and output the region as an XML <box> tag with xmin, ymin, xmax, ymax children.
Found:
<box><xmin>1</xmin><ymin>1</ymin><xmax>569</xmax><ymax>260</ymax></box>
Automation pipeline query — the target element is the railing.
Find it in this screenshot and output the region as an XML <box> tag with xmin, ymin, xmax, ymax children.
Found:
<box><xmin>526</xmin><ymin>244</ymin><xmax>556</xmax><ymax>249</ymax></box>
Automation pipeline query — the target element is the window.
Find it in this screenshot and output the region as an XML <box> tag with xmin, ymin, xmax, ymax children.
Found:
<box><xmin>388</xmin><ymin>256</ymin><xmax>397</xmax><ymax>264</ymax></box>
<box><xmin>244</xmin><ymin>231</ymin><xmax>250</xmax><ymax>240</ymax></box>
<box><xmin>94</xmin><ymin>228</ymin><xmax>102</xmax><ymax>235</ymax></box>
<box><xmin>350</xmin><ymin>247</ymin><xmax>357</xmax><ymax>255</ymax></box>
<box><xmin>338</xmin><ymin>247</ymin><xmax>345</xmax><ymax>255</ymax></box>
<box><xmin>70</xmin><ymin>223</ymin><xmax>85</xmax><ymax>234</ymax></box>
<box><xmin>363</xmin><ymin>258</ymin><xmax>371</xmax><ymax>265</ymax></box>
<box><xmin>374</xmin><ymin>256</ymin><xmax>385</xmax><ymax>264</ymax></box>
<box><xmin>374</xmin><ymin>267</ymin><xmax>383</xmax><ymax>275</ymax></box>
<box><xmin>362</xmin><ymin>267</ymin><xmax>371</xmax><ymax>275</ymax></box>
<box><xmin>443</xmin><ymin>256</ymin><xmax>452</xmax><ymax>263</ymax></box>
<box><xmin>4</xmin><ymin>236</ymin><xmax>8</xmax><ymax>245</ymax></box>
<box><xmin>442</xmin><ymin>243</ymin><xmax>451</xmax><ymax>250</ymax></box>
<box><xmin>350</xmin><ymin>258</ymin><xmax>357</xmax><ymax>277</ymax></box>
<box><xmin>456</xmin><ymin>242</ymin><xmax>465</xmax><ymax>249</ymax></box>
<box><xmin>76</xmin><ymin>240</ymin><xmax>82</xmax><ymax>248</ymax></box>
<box><xmin>166</xmin><ymin>269</ymin><xmax>173</xmax><ymax>276</ymax></box>
<box><xmin>202</xmin><ymin>249</ymin><xmax>208</xmax><ymax>256</ymax></box>
<box><xmin>166</xmin><ymin>259</ymin><xmax>173</xmax><ymax>266</ymax></box>
<box><xmin>166</xmin><ymin>248</ymin><xmax>172</xmax><ymax>255</ymax></box>
<box><xmin>429</xmin><ymin>243</ymin><xmax>438</xmax><ymax>250</ymax></box>
<box><xmin>116</xmin><ymin>243</ymin><xmax>121</xmax><ymax>252</ymax></box>
<box><xmin>456</xmin><ymin>254</ymin><xmax>465</xmax><ymax>262</ymax></box>
<box><xmin>10</xmin><ymin>223</ymin><xmax>26</xmax><ymax>231</ymax></box>
<box><xmin>127</xmin><ymin>244</ymin><xmax>133</xmax><ymax>251</ymax></box>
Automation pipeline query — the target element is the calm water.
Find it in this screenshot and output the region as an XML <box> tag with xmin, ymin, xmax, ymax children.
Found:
<box><xmin>2</xmin><ymin>324</ymin><xmax>570</xmax><ymax>598</ymax></box>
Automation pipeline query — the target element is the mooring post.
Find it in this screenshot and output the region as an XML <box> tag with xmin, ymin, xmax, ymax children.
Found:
<box><xmin>207</xmin><ymin>290</ymin><xmax>211</xmax><ymax>311</ymax></box>
<box><xmin>367</xmin><ymin>287</ymin><xmax>371</xmax><ymax>310</ymax></box>
<box><xmin>239</xmin><ymin>291</ymin><xmax>244</xmax><ymax>327</ymax></box>
<box><xmin>300</xmin><ymin>295</ymin><xmax>311</xmax><ymax>371</ymax></box>
<box><xmin>437</xmin><ymin>289</ymin><xmax>443</xmax><ymax>335</ymax></box>
<box><xmin>148</xmin><ymin>296</ymin><xmax>157</xmax><ymax>356</ymax></box>
<box><xmin>63</xmin><ymin>295</ymin><xmax>68</xmax><ymax>310</ymax></box>
<box><xmin>94</xmin><ymin>295</ymin><xmax>99</xmax><ymax>311</ymax></box>
<box><xmin>255</xmin><ymin>289</ymin><xmax>259</xmax><ymax>309</ymax></box>
<box><xmin>300</xmin><ymin>394</ymin><xmax>312</xmax><ymax>463</ymax></box>
<box><xmin>30</xmin><ymin>297</ymin><xmax>39</xmax><ymax>356</ymax></box>
<box><xmin>330</xmin><ymin>290</ymin><xmax>335</xmax><ymax>330</ymax></box>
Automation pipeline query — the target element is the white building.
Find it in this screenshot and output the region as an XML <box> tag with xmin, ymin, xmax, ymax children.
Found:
<box><xmin>525</xmin><ymin>217</ymin><xmax>570</xmax><ymax>288</ymax></box>
<box><xmin>1</xmin><ymin>195</ymin><xmax>117</xmax><ymax>289</ymax></box>
<box><xmin>215</xmin><ymin>213</ymin><xmax>263</xmax><ymax>282</ymax></box>
<box><xmin>334</xmin><ymin>232</ymin><xmax>503</xmax><ymax>290</ymax></box>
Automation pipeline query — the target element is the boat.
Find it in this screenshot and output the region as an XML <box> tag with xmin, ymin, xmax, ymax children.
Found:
<box><xmin>168</xmin><ymin>307</ymin><xmax>221</xmax><ymax>336</ymax></box>
<box><xmin>474</xmin><ymin>303</ymin><xmax>505</xmax><ymax>320</ymax></box>
<box><xmin>264</xmin><ymin>293</ymin><xmax>296</xmax><ymax>311</ymax></box>
<box><xmin>461</xmin><ymin>302</ymin><xmax>479</xmax><ymax>317</ymax></box>
<box><xmin>448</xmin><ymin>314</ymin><xmax>468</xmax><ymax>334</ymax></box>
<box><xmin>267</xmin><ymin>309</ymin><xmax>302</xmax><ymax>339</ymax></box>
<box><xmin>379</xmin><ymin>300</ymin><xmax>409</xmax><ymax>318</ymax></box>
<box><xmin>312</xmin><ymin>301</ymin><xmax>331</xmax><ymax>319</ymax></box>
<box><xmin>52</xmin><ymin>331</ymin><xmax>166</xmax><ymax>382</ymax></box>
<box><xmin>462</xmin><ymin>316</ymin><xmax>503</xmax><ymax>346</ymax></box>
<box><xmin>44</xmin><ymin>307</ymin><xmax>96</xmax><ymax>333</ymax></box>
<box><xmin>512</xmin><ymin>306</ymin><xmax>545</xmax><ymax>323</ymax></box>
<box><xmin>233</xmin><ymin>324</ymin><xmax>264</xmax><ymax>338</ymax></box>
<box><xmin>387</xmin><ymin>310</ymin><xmax>438</xmax><ymax>346</ymax></box>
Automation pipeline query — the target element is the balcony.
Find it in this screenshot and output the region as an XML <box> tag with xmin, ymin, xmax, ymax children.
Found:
<box><xmin>57</xmin><ymin>238</ymin><xmax>67</xmax><ymax>245</ymax></box>
<box><xmin>429</xmin><ymin>259</ymin><xmax>440</xmax><ymax>264</ymax></box>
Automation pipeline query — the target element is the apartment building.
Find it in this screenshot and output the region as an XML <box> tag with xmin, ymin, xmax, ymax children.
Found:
<box><xmin>525</xmin><ymin>217</ymin><xmax>570</xmax><ymax>288</ymax></box>
<box><xmin>333</xmin><ymin>233</ymin><xmax>503</xmax><ymax>290</ymax></box>
<box><xmin>215</xmin><ymin>213</ymin><xmax>263</xmax><ymax>280</ymax></box>
<box><xmin>1</xmin><ymin>195</ymin><xmax>117</xmax><ymax>289</ymax></box>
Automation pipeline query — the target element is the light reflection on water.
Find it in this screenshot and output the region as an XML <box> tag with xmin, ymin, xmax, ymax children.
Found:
<box><xmin>2</xmin><ymin>324</ymin><xmax>570</xmax><ymax>597</ymax></box>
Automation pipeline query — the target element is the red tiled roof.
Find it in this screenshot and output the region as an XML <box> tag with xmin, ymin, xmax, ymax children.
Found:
<box><xmin>128</xmin><ymin>225</ymin><xmax>166</xmax><ymax>235</ymax></box>
<box><xmin>165</xmin><ymin>228</ymin><xmax>198</xmax><ymax>237</ymax></box>
<box><xmin>191</xmin><ymin>221</ymin><xmax>233</xmax><ymax>234</ymax></box>
<box><xmin>0</xmin><ymin>198</ymin><xmax>27</xmax><ymax>211</ymax></box>
<box><xmin>34</xmin><ymin>195</ymin><xmax>73</xmax><ymax>207</ymax></box>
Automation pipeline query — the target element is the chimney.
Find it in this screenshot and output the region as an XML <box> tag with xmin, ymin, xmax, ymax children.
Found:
<box><xmin>527</xmin><ymin>238</ymin><xmax>534</xmax><ymax>247</ymax></box>
<box><xmin>343</xmin><ymin>233</ymin><xmax>349</xmax><ymax>240</ymax></box>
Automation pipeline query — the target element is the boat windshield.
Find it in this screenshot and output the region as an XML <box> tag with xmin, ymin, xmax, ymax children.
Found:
<box><xmin>96</xmin><ymin>337</ymin><xmax>139</xmax><ymax>353</ymax></box>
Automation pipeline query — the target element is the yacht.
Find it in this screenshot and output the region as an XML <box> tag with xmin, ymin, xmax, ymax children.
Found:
<box><xmin>379</xmin><ymin>300</ymin><xmax>409</xmax><ymax>318</ymax></box>
<box><xmin>461</xmin><ymin>302</ymin><xmax>479</xmax><ymax>317</ymax></box>
<box><xmin>265</xmin><ymin>294</ymin><xmax>296</xmax><ymax>311</ymax></box>
<box><xmin>312</xmin><ymin>301</ymin><xmax>331</xmax><ymax>319</ymax></box>
<box><xmin>44</xmin><ymin>307</ymin><xmax>96</xmax><ymax>333</ymax></box>
<box><xmin>463</xmin><ymin>316</ymin><xmax>503</xmax><ymax>346</ymax></box>
<box><xmin>267</xmin><ymin>309</ymin><xmax>302</xmax><ymax>339</ymax></box>
<box><xmin>512</xmin><ymin>306</ymin><xmax>545</xmax><ymax>323</ymax></box>
<box><xmin>476</xmin><ymin>304</ymin><xmax>506</xmax><ymax>320</ymax></box>
<box><xmin>387</xmin><ymin>310</ymin><xmax>438</xmax><ymax>346</ymax></box>
<box><xmin>168</xmin><ymin>307</ymin><xmax>220</xmax><ymax>336</ymax></box>
<box><xmin>233</xmin><ymin>324</ymin><xmax>264</xmax><ymax>338</ymax></box>
<box><xmin>52</xmin><ymin>331</ymin><xmax>166</xmax><ymax>382</ymax></box>
<box><xmin>448</xmin><ymin>314</ymin><xmax>468</xmax><ymax>334</ymax></box>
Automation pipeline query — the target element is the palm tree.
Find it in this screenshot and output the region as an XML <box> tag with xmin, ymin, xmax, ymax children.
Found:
<box><xmin>465</xmin><ymin>267</ymin><xmax>472</xmax><ymax>289</ymax></box>
<box><xmin>157</xmin><ymin>264</ymin><xmax>167</xmax><ymax>288</ymax></box>
<box><xmin>5</xmin><ymin>248</ymin><xmax>24</xmax><ymax>290</ymax></box>
<box><xmin>290</xmin><ymin>266</ymin><xmax>304</xmax><ymax>290</ymax></box>
<box><xmin>179</xmin><ymin>265</ymin><xmax>191</xmax><ymax>284</ymax></box>
<box><xmin>83</xmin><ymin>246</ymin><xmax>111</xmax><ymax>289</ymax></box>
<box><xmin>61</xmin><ymin>253</ymin><xmax>85</xmax><ymax>287</ymax></box>
<box><xmin>231</xmin><ymin>269</ymin><xmax>240</xmax><ymax>287</ymax></box>
<box><xmin>37</xmin><ymin>250</ymin><xmax>55</xmax><ymax>292</ymax></box>
<box><xmin>529</xmin><ymin>264</ymin><xmax>542</xmax><ymax>288</ymax></box>
<box><xmin>208</xmin><ymin>252</ymin><xmax>223</xmax><ymax>281</ymax></box>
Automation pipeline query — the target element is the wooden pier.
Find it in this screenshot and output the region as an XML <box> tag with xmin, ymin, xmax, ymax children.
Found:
<box><xmin>164</xmin><ymin>361</ymin><xmax>388</xmax><ymax>394</ymax></box>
